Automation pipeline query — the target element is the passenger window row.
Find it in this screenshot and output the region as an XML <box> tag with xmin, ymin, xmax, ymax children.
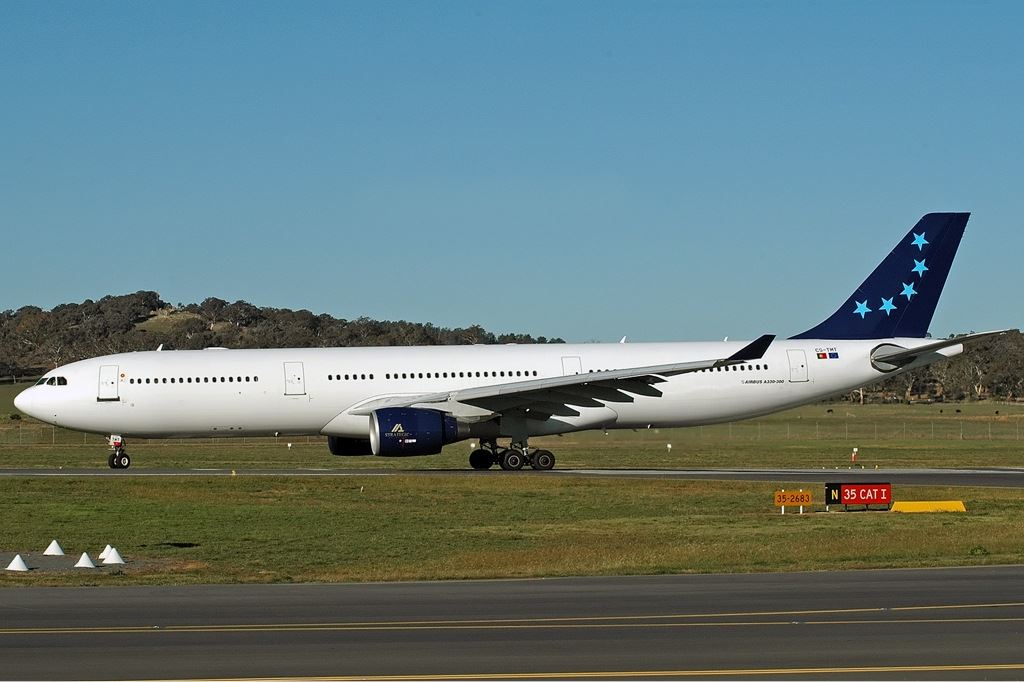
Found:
<box><xmin>328</xmin><ymin>370</ymin><xmax>541</xmax><ymax>381</ymax></box>
<box><xmin>129</xmin><ymin>376</ymin><xmax>259</xmax><ymax>385</ymax></box>
<box><xmin>699</xmin><ymin>364</ymin><xmax>768</xmax><ymax>372</ymax></box>
<box><xmin>387</xmin><ymin>370</ymin><xmax>538</xmax><ymax>380</ymax></box>
<box><xmin>98</xmin><ymin>362</ymin><xmax>771</xmax><ymax>390</ymax></box>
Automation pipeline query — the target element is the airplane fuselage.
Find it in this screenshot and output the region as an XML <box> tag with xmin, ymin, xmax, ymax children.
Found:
<box><xmin>15</xmin><ymin>338</ymin><xmax>958</xmax><ymax>441</ymax></box>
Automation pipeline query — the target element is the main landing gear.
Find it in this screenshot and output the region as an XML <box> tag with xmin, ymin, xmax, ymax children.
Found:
<box><xmin>107</xmin><ymin>435</ymin><xmax>131</xmax><ymax>469</ymax></box>
<box><xmin>468</xmin><ymin>440</ymin><xmax>555</xmax><ymax>472</ymax></box>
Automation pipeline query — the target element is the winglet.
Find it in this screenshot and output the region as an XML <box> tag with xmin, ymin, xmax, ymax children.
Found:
<box><xmin>725</xmin><ymin>334</ymin><xmax>775</xmax><ymax>362</ymax></box>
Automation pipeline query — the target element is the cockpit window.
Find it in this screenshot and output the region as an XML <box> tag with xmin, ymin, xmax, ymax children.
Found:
<box><xmin>57</xmin><ymin>377</ymin><xmax>68</xmax><ymax>386</ymax></box>
<box><xmin>46</xmin><ymin>377</ymin><xmax>56</xmax><ymax>386</ymax></box>
<box><xmin>36</xmin><ymin>377</ymin><xmax>48</xmax><ymax>386</ymax></box>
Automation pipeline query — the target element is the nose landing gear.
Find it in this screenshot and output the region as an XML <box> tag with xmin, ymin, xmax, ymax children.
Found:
<box><xmin>107</xmin><ymin>435</ymin><xmax>131</xmax><ymax>469</ymax></box>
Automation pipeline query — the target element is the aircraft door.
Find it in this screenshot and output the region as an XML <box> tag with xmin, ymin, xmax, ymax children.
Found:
<box><xmin>786</xmin><ymin>350</ymin><xmax>809</xmax><ymax>383</ymax></box>
<box><xmin>98</xmin><ymin>365</ymin><xmax>120</xmax><ymax>401</ymax></box>
<box><xmin>561</xmin><ymin>356</ymin><xmax>583</xmax><ymax>376</ymax></box>
<box><xmin>284</xmin><ymin>362</ymin><xmax>306</xmax><ymax>395</ymax></box>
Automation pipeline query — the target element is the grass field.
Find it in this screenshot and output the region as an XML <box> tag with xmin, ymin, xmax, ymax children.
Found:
<box><xmin>1</xmin><ymin>382</ymin><xmax>1022</xmax><ymax>587</ymax></box>
<box><xmin>2</xmin><ymin>476</ymin><xmax>1022</xmax><ymax>587</ymax></box>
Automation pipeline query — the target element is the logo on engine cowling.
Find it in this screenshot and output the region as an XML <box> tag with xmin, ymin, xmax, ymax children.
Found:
<box><xmin>385</xmin><ymin>422</ymin><xmax>414</xmax><ymax>445</ymax></box>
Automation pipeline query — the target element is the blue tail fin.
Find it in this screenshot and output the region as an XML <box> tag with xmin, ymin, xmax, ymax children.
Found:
<box><xmin>791</xmin><ymin>212</ymin><xmax>969</xmax><ymax>340</ymax></box>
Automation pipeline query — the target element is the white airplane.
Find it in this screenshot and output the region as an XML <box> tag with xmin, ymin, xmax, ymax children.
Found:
<box><xmin>15</xmin><ymin>213</ymin><xmax>1005</xmax><ymax>471</ymax></box>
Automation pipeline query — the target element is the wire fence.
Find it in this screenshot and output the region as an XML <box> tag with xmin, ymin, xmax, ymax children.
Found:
<box><xmin>685</xmin><ymin>418</ymin><xmax>1024</xmax><ymax>442</ymax></box>
<box><xmin>0</xmin><ymin>427</ymin><xmax>324</xmax><ymax>446</ymax></box>
<box><xmin>0</xmin><ymin>418</ymin><xmax>1021</xmax><ymax>446</ymax></box>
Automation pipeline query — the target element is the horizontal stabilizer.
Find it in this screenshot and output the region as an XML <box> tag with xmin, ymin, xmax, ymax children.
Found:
<box><xmin>870</xmin><ymin>330</ymin><xmax>1008</xmax><ymax>369</ymax></box>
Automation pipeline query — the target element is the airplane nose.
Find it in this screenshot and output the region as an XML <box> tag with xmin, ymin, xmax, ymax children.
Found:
<box><xmin>13</xmin><ymin>390</ymin><xmax>33</xmax><ymax>416</ymax></box>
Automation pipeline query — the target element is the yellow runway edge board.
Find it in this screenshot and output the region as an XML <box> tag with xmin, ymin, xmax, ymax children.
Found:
<box><xmin>890</xmin><ymin>501</ymin><xmax>966</xmax><ymax>513</ymax></box>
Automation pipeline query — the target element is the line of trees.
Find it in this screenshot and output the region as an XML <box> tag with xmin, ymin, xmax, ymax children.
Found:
<box><xmin>1</xmin><ymin>292</ymin><xmax>1020</xmax><ymax>402</ymax></box>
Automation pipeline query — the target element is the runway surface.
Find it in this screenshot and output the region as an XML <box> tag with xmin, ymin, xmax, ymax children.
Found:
<box><xmin>570</xmin><ymin>467</ymin><xmax>1024</xmax><ymax>488</ymax></box>
<box><xmin>2</xmin><ymin>566</ymin><xmax>1023</xmax><ymax>680</ymax></box>
<box><xmin>1</xmin><ymin>466</ymin><xmax>1023</xmax><ymax>487</ymax></box>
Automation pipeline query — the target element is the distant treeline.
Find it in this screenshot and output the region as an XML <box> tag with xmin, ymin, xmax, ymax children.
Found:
<box><xmin>0</xmin><ymin>291</ymin><xmax>564</xmax><ymax>376</ymax></box>
<box><xmin>1</xmin><ymin>291</ymin><xmax>1020</xmax><ymax>402</ymax></box>
<box><xmin>872</xmin><ymin>329</ymin><xmax>1024</xmax><ymax>403</ymax></box>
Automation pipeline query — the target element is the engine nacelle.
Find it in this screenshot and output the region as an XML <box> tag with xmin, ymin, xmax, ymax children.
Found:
<box><xmin>370</xmin><ymin>408</ymin><xmax>463</xmax><ymax>456</ymax></box>
<box><xmin>327</xmin><ymin>436</ymin><xmax>373</xmax><ymax>456</ymax></box>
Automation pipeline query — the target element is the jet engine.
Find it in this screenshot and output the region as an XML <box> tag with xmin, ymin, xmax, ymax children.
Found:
<box><xmin>327</xmin><ymin>436</ymin><xmax>373</xmax><ymax>456</ymax></box>
<box><xmin>370</xmin><ymin>407</ymin><xmax>464</xmax><ymax>456</ymax></box>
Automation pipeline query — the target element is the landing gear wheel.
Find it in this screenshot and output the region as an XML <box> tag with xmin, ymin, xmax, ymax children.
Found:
<box><xmin>530</xmin><ymin>450</ymin><xmax>555</xmax><ymax>471</ymax></box>
<box><xmin>469</xmin><ymin>449</ymin><xmax>494</xmax><ymax>470</ymax></box>
<box><xmin>108</xmin><ymin>449</ymin><xmax>130</xmax><ymax>469</ymax></box>
<box><xmin>501</xmin><ymin>449</ymin><xmax>526</xmax><ymax>471</ymax></box>
<box><xmin>107</xmin><ymin>435</ymin><xmax>129</xmax><ymax>469</ymax></box>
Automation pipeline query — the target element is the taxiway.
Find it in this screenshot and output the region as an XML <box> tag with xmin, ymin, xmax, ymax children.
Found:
<box><xmin>2</xmin><ymin>566</ymin><xmax>1023</xmax><ymax>679</ymax></box>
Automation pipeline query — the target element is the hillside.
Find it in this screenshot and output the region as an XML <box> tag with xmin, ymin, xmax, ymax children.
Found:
<box><xmin>0</xmin><ymin>291</ymin><xmax>563</xmax><ymax>376</ymax></box>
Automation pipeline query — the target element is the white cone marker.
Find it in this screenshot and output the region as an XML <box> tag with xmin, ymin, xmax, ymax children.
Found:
<box><xmin>6</xmin><ymin>555</ymin><xmax>29</xmax><ymax>572</ymax></box>
<box><xmin>102</xmin><ymin>547</ymin><xmax>125</xmax><ymax>565</ymax></box>
<box><xmin>74</xmin><ymin>553</ymin><xmax>96</xmax><ymax>569</ymax></box>
<box><xmin>44</xmin><ymin>540</ymin><xmax>64</xmax><ymax>556</ymax></box>
<box><xmin>99</xmin><ymin>545</ymin><xmax>112</xmax><ymax>560</ymax></box>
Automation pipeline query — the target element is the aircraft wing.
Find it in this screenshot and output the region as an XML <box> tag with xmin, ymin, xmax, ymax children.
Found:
<box><xmin>348</xmin><ymin>335</ymin><xmax>775</xmax><ymax>420</ymax></box>
<box><xmin>870</xmin><ymin>330</ymin><xmax>1008</xmax><ymax>369</ymax></box>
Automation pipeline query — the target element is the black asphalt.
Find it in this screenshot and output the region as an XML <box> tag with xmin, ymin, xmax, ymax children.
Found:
<box><xmin>2</xmin><ymin>567</ymin><xmax>1024</xmax><ymax>680</ymax></box>
<box><xmin>1</xmin><ymin>466</ymin><xmax>1023</xmax><ymax>487</ymax></box>
<box><xmin>569</xmin><ymin>467</ymin><xmax>1024</xmax><ymax>488</ymax></box>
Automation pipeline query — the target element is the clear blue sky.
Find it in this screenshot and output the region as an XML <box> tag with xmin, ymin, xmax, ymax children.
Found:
<box><xmin>2</xmin><ymin>1</ymin><xmax>1021</xmax><ymax>342</ymax></box>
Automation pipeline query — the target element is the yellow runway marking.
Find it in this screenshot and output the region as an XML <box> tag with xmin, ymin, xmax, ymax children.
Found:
<box><xmin>140</xmin><ymin>662</ymin><xmax>1024</xmax><ymax>681</ymax></box>
<box><xmin>1</xmin><ymin>601</ymin><xmax>1022</xmax><ymax>636</ymax></box>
